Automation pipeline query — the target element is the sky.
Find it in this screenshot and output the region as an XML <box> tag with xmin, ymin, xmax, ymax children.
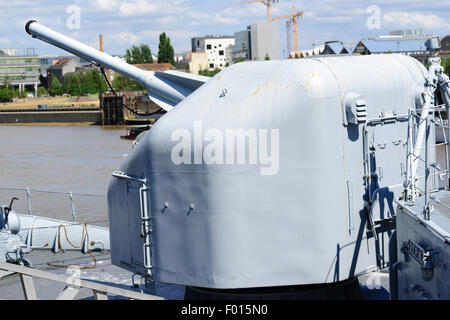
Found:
<box><xmin>0</xmin><ymin>0</ymin><xmax>449</xmax><ymax>57</ymax></box>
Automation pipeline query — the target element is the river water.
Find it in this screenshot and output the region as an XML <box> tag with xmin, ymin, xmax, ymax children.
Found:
<box><xmin>1</xmin><ymin>125</ymin><xmax>448</xmax><ymax>195</ymax></box>
<box><xmin>0</xmin><ymin>125</ymin><xmax>131</xmax><ymax>195</ymax></box>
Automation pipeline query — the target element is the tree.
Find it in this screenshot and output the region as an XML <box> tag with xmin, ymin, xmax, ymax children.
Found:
<box><xmin>442</xmin><ymin>57</ymin><xmax>450</xmax><ymax>76</ymax></box>
<box><xmin>0</xmin><ymin>87</ymin><xmax>14</xmax><ymax>101</ymax></box>
<box><xmin>264</xmin><ymin>53</ymin><xmax>270</xmax><ymax>60</ymax></box>
<box><xmin>158</xmin><ymin>32</ymin><xmax>175</xmax><ymax>66</ymax></box>
<box><xmin>63</xmin><ymin>69</ymin><xmax>107</xmax><ymax>97</ymax></box>
<box><xmin>49</xmin><ymin>75</ymin><xmax>64</xmax><ymax>96</ymax></box>
<box><xmin>112</xmin><ymin>74</ymin><xmax>144</xmax><ymax>92</ymax></box>
<box><xmin>37</xmin><ymin>87</ymin><xmax>48</xmax><ymax>97</ymax></box>
<box><xmin>198</xmin><ymin>68</ymin><xmax>221</xmax><ymax>77</ymax></box>
<box><xmin>125</xmin><ymin>44</ymin><xmax>154</xmax><ymax>64</ymax></box>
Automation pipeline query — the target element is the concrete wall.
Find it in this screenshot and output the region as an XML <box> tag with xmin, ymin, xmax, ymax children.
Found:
<box><xmin>0</xmin><ymin>111</ymin><xmax>101</xmax><ymax>124</ymax></box>
<box><xmin>188</xmin><ymin>52</ymin><xmax>209</xmax><ymax>75</ymax></box>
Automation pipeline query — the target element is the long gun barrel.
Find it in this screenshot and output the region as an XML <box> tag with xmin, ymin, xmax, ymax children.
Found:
<box><xmin>25</xmin><ymin>20</ymin><xmax>207</xmax><ymax>111</ymax></box>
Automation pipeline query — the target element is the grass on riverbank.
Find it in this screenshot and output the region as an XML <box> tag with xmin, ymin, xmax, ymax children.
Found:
<box><xmin>0</xmin><ymin>94</ymin><xmax>100</xmax><ymax>110</ymax></box>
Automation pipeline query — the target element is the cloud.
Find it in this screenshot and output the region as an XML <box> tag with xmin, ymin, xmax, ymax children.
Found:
<box><xmin>95</xmin><ymin>0</ymin><xmax>119</xmax><ymax>11</ymax></box>
<box><xmin>383</xmin><ymin>11</ymin><xmax>450</xmax><ymax>30</ymax></box>
<box><xmin>117</xmin><ymin>0</ymin><xmax>186</xmax><ymax>17</ymax></box>
<box><xmin>116</xmin><ymin>31</ymin><xmax>140</xmax><ymax>44</ymax></box>
<box><xmin>214</xmin><ymin>14</ymin><xmax>241</xmax><ymax>25</ymax></box>
<box><xmin>0</xmin><ymin>38</ymin><xmax>11</xmax><ymax>46</ymax></box>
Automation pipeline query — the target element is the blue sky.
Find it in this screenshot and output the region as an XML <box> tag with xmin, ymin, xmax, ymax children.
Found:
<box><xmin>0</xmin><ymin>0</ymin><xmax>449</xmax><ymax>57</ymax></box>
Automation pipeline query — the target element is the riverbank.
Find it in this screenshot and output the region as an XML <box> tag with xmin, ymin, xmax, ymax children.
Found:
<box><xmin>0</xmin><ymin>95</ymin><xmax>100</xmax><ymax>110</ymax></box>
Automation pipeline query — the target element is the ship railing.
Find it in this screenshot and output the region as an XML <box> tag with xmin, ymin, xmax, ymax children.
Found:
<box><xmin>404</xmin><ymin>104</ymin><xmax>450</xmax><ymax>219</ymax></box>
<box><xmin>0</xmin><ymin>261</ymin><xmax>164</xmax><ymax>300</ymax></box>
<box><xmin>0</xmin><ymin>187</ymin><xmax>108</xmax><ymax>227</ymax></box>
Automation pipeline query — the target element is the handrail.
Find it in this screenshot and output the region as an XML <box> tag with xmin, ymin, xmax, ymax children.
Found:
<box><xmin>0</xmin><ymin>261</ymin><xmax>164</xmax><ymax>300</ymax></box>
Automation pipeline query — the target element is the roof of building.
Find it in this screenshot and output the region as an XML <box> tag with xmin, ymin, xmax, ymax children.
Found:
<box><xmin>289</xmin><ymin>45</ymin><xmax>325</xmax><ymax>59</ymax></box>
<box><xmin>132</xmin><ymin>63</ymin><xmax>175</xmax><ymax>71</ymax></box>
<box><xmin>192</xmin><ymin>35</ymin><xmax>235</xmax><ymax>40</ymax></box>
<box><xmin>356</xmin><ymin>38</ymin><xmax>429</xmax><ymax>53</ymax></box>
<box><xmin>324</xmin><ymin>42</ymin><xmax>344</xmax><ymax>54</ymax></box>
<box><xmin>47</xmin><ymin>59</ymin><xmax>73</xmax><ymax>70</ymax></box>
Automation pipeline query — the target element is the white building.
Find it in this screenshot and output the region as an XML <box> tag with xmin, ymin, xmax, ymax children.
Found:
<box><xmin>191</xmin><ymin>36</ymin><xmax>235</xmax><ymax>70</ymax></box>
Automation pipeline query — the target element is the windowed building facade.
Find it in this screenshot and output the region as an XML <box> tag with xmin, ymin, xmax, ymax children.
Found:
<box><xmin>0</xmin><ymin>48</ymin><xmax>40</xmax><ymax>96</ymax></box>
<box><xmin>191</xmin><ymin>36</ymin><xmax>235</xmax><ymax>70</ymax></box>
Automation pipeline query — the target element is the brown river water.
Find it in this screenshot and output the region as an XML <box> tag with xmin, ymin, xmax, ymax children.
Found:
<box><xmin>0</xmin><ymin>125</ymin><xmax>131</xmax><ymax>195</ymax></box>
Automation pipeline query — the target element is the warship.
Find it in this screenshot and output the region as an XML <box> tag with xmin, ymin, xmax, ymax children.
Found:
<box><xmin>0</xmin><ymin>20</ymin><xmax>448</xmax><ymax>300</ymax></box>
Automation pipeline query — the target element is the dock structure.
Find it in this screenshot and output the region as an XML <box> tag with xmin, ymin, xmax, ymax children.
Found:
<box><xmin>101</xmin><ymin>92</ymin><xmax>166</xmax><ymax>126</ymax></box>
<box><xmin>0</xmin><ymin>106</ymin><xmax>101</xmax><ymax>124</ymax></box>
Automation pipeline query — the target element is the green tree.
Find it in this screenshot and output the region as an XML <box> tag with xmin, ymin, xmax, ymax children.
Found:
<box><xmin>264</xmin><ymin>53</ymin><xmax>270</xmax><ymax>60</ymax></box>
<box><xmin>49</xmin><ymin>75</ymin><xmax>64</xmax><ymax>96</ymax></box>
<box><xmin>0</xmin><ymin>87</ymin><xmax>14</xmax><ymax>101</ymax></box>
<box><xmin>442</xmin><ymin>57</ymin><xmax>450</xmax><ymax>76</ymax></box>
<box><xmin>198</xmin><ymin>68</ymin><xmax>221</xmax><ymax>77</ymax></box>
<box><xmin>91</xmin><ymin>69</ymin><xmax>107</xmax><ymax>94</ymax></box>
<box><xmin>112</xmin><ymin>74</ymin><xmax>144</xmax><ymax>92</ymax></box>
<box><xmin>37</xmin><ymin>87</ymin><xmax>48</xmax><ymax>97</ymax></box>
<box><xmin>125</xmin><ymin>44</ymin><xmax>154</xmax><ymax>64</ymax></box>
<box><xmin>158</xmin><ymin>33</ymin><xmax>175</xmax><ymax>66</ymax></box>
<box><xmin>63</xmin><ymin>69</ymin><xmax>107</xmax><ymax>97</ymax></box>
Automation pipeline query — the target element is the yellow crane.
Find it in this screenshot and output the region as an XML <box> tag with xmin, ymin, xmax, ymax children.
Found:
<box><xmin>235</xmin><ymin>0</ymin><xmax>280</xmax><ymax>24</ymax></box>
<box><xmin>272</xmin><ymin>5</ymin><xmax>304</xmax><ymax>53</ymax></box>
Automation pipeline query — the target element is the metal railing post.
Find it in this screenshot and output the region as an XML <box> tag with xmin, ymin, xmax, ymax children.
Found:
<box><xmin>69</xmin><ymin>192</ymin><xmax>76</xmax><ymax>221</ymax></box>
<box><xmin>26</xmin><ymin>187</ymin><xmax>32</xmax><ymax>215</ymax></box>
<box><xmin>424</xmin><ymin>117</ymin><xmax>430</xmax><ymax>220</ymax></box>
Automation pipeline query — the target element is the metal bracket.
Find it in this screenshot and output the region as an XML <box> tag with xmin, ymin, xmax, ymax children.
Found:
<box><xmin>112</xmin><ymin>171</ymin><xmax>147</xmax><ymax>184</ymax></box>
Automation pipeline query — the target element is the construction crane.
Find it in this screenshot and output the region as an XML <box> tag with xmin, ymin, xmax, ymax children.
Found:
<box><xmin>235</xmin><ymin>0</ymin><xmax>280</xmax><ymax>24</ymax></box>
<box><xmin>272</xmin><ymin>5</ymin><xmax>304</xmax><ymax>53</ymax></box>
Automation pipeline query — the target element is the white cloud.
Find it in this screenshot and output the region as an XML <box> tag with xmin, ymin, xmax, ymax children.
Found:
<box><xmin>0</xmin><ymin>38</ymin><xmax>11</xmax><ymax>46</ymax></box>
<box><xmin>140</xmin><ymin>30</ymin><xmax>197</xmax><ymax>41</ymax></box>
<box><xmin>117</xmin><ymin>31</ymin><xmax>140</xmax><ymax>44</ymax></box>
<box><xmin>214</xmin><ymin>13</ymin><xmax>240</xmax><ymax>25</ymax></box>
<box><xmin>95</xmin><ymin>0</ymin><xmax>119</xmax><ymax>11</ymax></box>
<box><xmin>117</xmin><ymin>0</ymin><xmax>186</xmax><ymax>17</ymax></box>
<box><xmin>383</xmin><ymin>11</ymin><xmax>450</xmax><ymax>30</ymax></box>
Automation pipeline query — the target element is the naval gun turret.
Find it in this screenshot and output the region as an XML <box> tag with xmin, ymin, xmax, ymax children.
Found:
<box><xmin>26</xmin><ymin>21</ymin><xmax>447</xmax><ymax>299</ymax></box>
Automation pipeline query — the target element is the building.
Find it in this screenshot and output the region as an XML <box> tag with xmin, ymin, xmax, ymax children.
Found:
<box><xmin>353</xmin><ymin>37</ymin><xmax>432</xmax><ymax>64</ymax></box>
<box><xmin>249</xmin><ymin>23</ymin><xmax>280</xmax><ymax>60</ymax></box>
<box><xmin>232</xmin><ymin>23</ymin><xmax>280</xmax><ymax>61</ymax></box>
<box><xmin>389</xmin><ymin>29</ymin><xmax>432</xmax><ymax>38</ymax></box>
<box><xmin>321</xmin><ymin>41</ymin><xmax>350</xmax><ymax>55</ymax></box>
<box><xmin>47</xmin><ymin>59</ymin><xmax>81</xmax><ymax>87</ymax></box>
<box><xmin>185</xmin><ymin>52</ymin><xmax>208</xmax><ymax>75</ymax></box>
<box><xmin>39</xmin><ymin>54</ymin><xmax>90</xmax><ymax>77</ymax></box>
<box><xmin>289</xmin><ymin>45</ymin><xmax>324</xmax><ymax>59</ymax></box>
<box><xmin>191</xmin><ymin>35</ymin><xmax>235</xmax><ymax>70</ymax></box>
<box><xmin>0</xmin><ymin>48</ymin><xmax>40</xmax><ymax>96</ymax></box>
<box><xmin>440</xmin><ymin>35</ymin><xmax>450</xmax><ymax>59</ymax></box>
<box><xmin>232</xmin><ymin>30</ymin><xmax>251</xmax><ymax>61</ymax></box>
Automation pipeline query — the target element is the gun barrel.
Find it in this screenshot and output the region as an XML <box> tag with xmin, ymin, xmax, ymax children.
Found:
<box><xmin>25</xmin><ymin>20</ymin><xmax>188</xmax><ymax>106</ymax></box>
